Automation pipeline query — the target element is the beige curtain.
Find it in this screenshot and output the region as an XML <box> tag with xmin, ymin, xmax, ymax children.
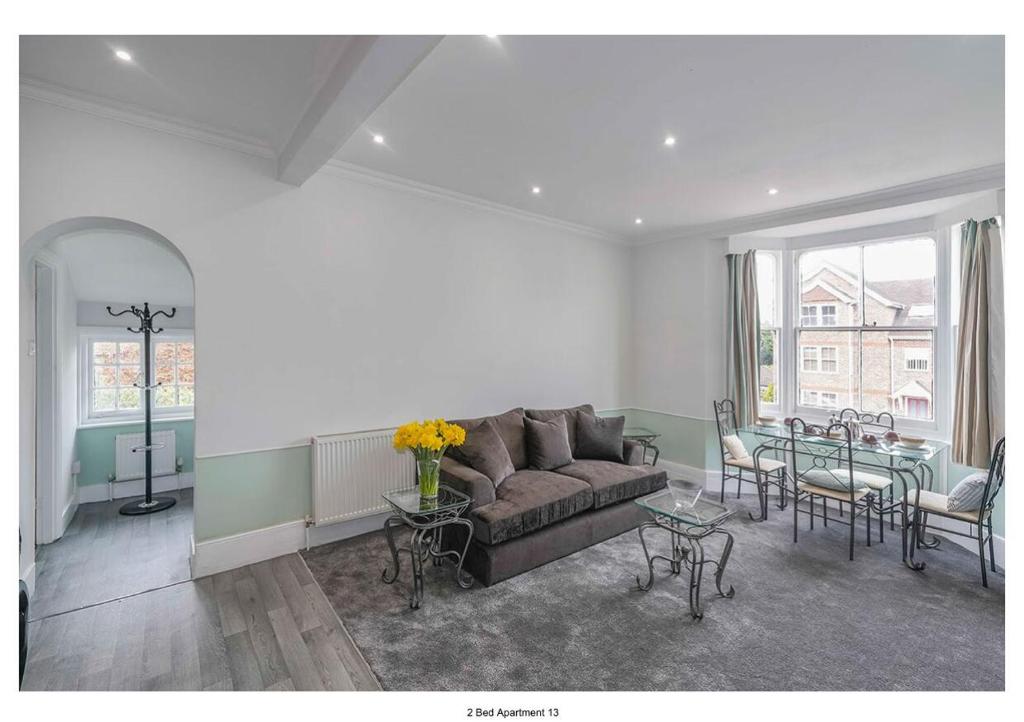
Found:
<box><xmin>952</xmin><ymin>218</ymin><xmax>997</xmax><ymax>467</ymax></box>
<box><xmin>726</xmin><ymin>250</ymin><xmax>760</xmax><ymax>427</ymax></box>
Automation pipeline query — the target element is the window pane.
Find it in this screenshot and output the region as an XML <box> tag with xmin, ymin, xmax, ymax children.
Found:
<box><xmin>154</xmin><ymin>385</ymin><xmax>177</xmax><ymax>407</ymax></box>
<box><xmin>92</xmin><ymin>388</ymin><xmax>116</xmax><ymax>412</ymax></box>
<box><xmin>177</xmin><ymin>364</ymin><xmax>195</xmax><ymax>384</ymax></box>
<box><xmin>94</xmin><ymin>365</ymin><xmax>117</xmax><ymax>387</ymax></box>
<box><xmin>118</xmin><ymin>342</ymin><xmax>141</xmax><ymax>364</ymax></box>
<box><xmin>863</xmin><ymin>238</ymin><xmax>935</xmax><ymax>327</ymax></box>
<box><xmin>156</xmin><ymin>364</ymin><xmax>175</xmax><ymax>385</ymax></box>
<box><xmin>93</xmin><ymin>342</ymin><xmax>117</xmax><ymax>365</ymax></box>
<box><xmin>155</xmin><ymin>342</ymin><xmax>177</xmax><ymax>364</ymax></box>
<box><xmin>799</xmin><ymin>246</ymin><xmax>861</xmax><ymax>326</ymax></box>
<box><xmin>117</xmin><ymin>387</ymin><xmax>141</xmax><ymax>410</ymax></box>
<box><xmin>177</xmin><ymin>342</ymin><xmax>194</xmax><ymax>364</ymax></box>
<box><xmin>798</xmin><ymin>330</ymin><xmax>859</xmax><ymax>410</ymax></box>
<box><xmin>759</xmin><ymin>329</ymin><xmax>777</xmax><ymax>405</ymax></box>
<box><xmin>118</xmin><ymin>365</ymin><xmax>141</xmax><ymax>386</ymax></box>
<box><xmin>861</xmin><ymin>330</ymin><xmax>934</xmax><ymax>420</ymax></box>
<box><xmin>178</xmin><ymin>385</ymin><xmax>194</xmax><ymax>406</ymax></box>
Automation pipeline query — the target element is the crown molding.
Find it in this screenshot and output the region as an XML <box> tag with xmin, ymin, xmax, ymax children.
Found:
<box><xmin>638</xmin><ymin>164</ymin><xmax>1005</xmax><ymax>246</ymax></box>
<box><xmin>322</xmin><ymin>159</ymin><xmax>625</xmax><ymax>243</ymax></box>
<box><xmin>20</xmin><ymin>77</ymin><xmax>275</xmax><ymax>160</ymax></box>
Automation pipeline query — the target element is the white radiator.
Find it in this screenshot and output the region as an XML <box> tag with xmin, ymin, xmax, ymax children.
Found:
<box><xmin>115</xmin><ymin>429</ymin><xmax>177</xmax><ymax>481</ymax></box>
<box><xmin>311</xmin><ymin>428</ymin><xmax>415</xmax><ymax>527</ymax></box>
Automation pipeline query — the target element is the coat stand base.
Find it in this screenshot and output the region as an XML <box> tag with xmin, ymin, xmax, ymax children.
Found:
<box><xmin>119</xmin><ymin>496</ymin><xmax>177</xmax><ymax>516</ymax></box>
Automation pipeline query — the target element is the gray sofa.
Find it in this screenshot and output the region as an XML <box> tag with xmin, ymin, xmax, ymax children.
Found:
<box><xmin>440</xmin><ymin>405</ymin><xmax>667</xmax><ymax>586</ymax></box>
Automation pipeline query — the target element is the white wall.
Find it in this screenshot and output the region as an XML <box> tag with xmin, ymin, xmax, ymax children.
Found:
<box><xmin>19</xmin><ymin>98</ymin><xmax>632</xmax><ymax>572</ymax></box>
<box><xmin>629</xmin><ymin>236</ymin><xmax>727</xmax><ymax>418</ymax></box>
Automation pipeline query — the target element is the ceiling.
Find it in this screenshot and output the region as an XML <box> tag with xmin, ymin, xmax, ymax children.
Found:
<box><xmin>20</xmin><ymin>35</ymin><xmax>350</xmax><ymax>153</ymax></box>
<box><xmin>21</xmin><ymin>35</ymin><xmax>1004</xmax><ymax>240</ymax></box>
<box><xmin>51</xmin><ymin>231</ymin><xmax>194</xmax><ymax>306</ymax></box>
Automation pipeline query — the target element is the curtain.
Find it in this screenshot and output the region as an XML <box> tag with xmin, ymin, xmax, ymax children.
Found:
<box><xmin>952</xmin><ymin>218</ymin><xmax>998</xmax><ymax>467</ymax></box>
<box><xmin>726</xmin><ymin>250</ymin><xmax>760</xmax><ymax>427</ymax></box>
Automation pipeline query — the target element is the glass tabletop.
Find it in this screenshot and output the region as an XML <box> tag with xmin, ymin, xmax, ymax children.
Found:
<box><xmin>623</xmin><ymin>427</ymin><xmax>660</xmax><ymax>439</ymax></box>
<box><xmin>382</xmin><ymin>485</ymin><xmax>470</xmax><ymax>515</ymax></box>
<box><xmin>635</xmin><ymin>489</ymin><xmax>733</xmax><ymax>527</ymax></box>
<box><xmin>740</xmin><ymin>423</ymin><xmax>949</xmax><ymax>462</ymax></box>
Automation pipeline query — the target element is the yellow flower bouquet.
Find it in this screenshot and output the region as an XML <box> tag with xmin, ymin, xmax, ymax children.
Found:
<box><xmin>393</xmin><ymin>419</ymin><xmax>466</xmax><ymax>500</ymax></box>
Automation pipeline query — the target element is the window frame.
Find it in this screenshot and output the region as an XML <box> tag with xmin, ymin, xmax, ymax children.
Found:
<box><xmin>756</xmin><ymin>250</ymin><xmax>783</xmax><ymax>416</ymax></box>
<box><xmin>79</xmin><ymin>327</ymin><xmax>195</xmax><ymax>426</ymax></box>
<box><xmin>787</xmin><ymin>231</ymin><xmax>946</xmax><ymax>435</ymax></box>
<box><xmin>799</xmin><ymin>345</ymin><xmax>838</xmax><ymax>374</ymax></box>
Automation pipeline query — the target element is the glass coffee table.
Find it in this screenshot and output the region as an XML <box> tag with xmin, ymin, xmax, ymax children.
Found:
<box><xmin>623</xmin><ymin>427</ymin><xmax>661</xmax><ymax>465</ymax></box>
<box><xmin>381</xmin><ymin>485</ymin><xmax>474</xmax><ymax>609</ymax></box>
<box><xmin>634</xmin><ymin>488</ymin><xmax>736</xmax><ymax>620</ymax></box>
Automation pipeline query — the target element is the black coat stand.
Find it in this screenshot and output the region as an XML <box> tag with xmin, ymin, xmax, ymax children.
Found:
<box><xmin>106</xmin><ymin>302</ymin><xmax>178</xmax><ymax>516</ymax></box>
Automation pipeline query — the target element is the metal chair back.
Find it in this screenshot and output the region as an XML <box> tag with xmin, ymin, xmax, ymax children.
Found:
<box><xmin>713</xmin><ymin>399</ymin><xmax>740</xmax><ymax>465</ymax></box>
<box><xmin>979</xmin><ymin>437</ymin><xmax>1006</xmax><ymax>520</ymax></box>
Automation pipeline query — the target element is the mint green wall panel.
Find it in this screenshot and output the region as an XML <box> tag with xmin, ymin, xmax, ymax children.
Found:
<box><xmin>193</xmin><ymin>445</ymin><xmax>311</xmax><ymax>542</ymax></box>
<box><xmin>75</xmin><ymin>419</ymin><xmax>195</xmax><ymax>486</ymax></box>
<box><xmin>601</xmin><ymin>408</ymin><xmax>712</xmax><ymax>469</ymax></box>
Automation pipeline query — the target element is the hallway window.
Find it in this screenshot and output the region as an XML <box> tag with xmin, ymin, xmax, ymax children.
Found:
<box><xmin>81</xmin><ymin>332</ymin><xmax>194</xmax><ymax>422</ymax></box>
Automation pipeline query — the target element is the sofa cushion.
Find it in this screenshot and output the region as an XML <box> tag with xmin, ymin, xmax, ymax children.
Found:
<box><xmin>447</xmin><ymin>407</ymin><xmax>528</xmax><ymax>470</ymax></box>
<box><xmin>469</xmin><ymin>470</ymin><xmax>594</xmax><ymax>545</ymax></box>
<box><xmin>458</xmin><ymin>418</ymin><xmax>515</xmax><ymax>486</ymax></box>
<box><xmin>555</xmin><ymin>460</ymin><xmax>667</xmax><ymax>509</ymax></box>
<box><xmin>576</xmin><ymin>413</ymin><xmax>625</xmax><ymax>462</ymax></box>
<box><xmin>525</xmin><ymin>404</ymin><xmax>595</xmax><ymax>454</ymax></box>
<box><xmin>524</xmin><ymin>415</ymin><xmax>573</xmax><ymax>470</ymax></box>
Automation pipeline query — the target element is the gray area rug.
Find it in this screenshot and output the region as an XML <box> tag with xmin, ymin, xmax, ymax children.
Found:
<box><xmin>301</xmin><ymin>495</ymin><xmax>1003</xmax><ymax>691</ymax></box>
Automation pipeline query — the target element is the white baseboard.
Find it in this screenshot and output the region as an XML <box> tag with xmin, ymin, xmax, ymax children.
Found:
<box><xmin>78</xmin><ymin>471</ymin><xmax>194</xmax><ymax>504</ymax></box>
<box><xmin>21</xmin><ymin>562</ymin><xmax>36</xmax><ymax>598</ymax></box>
<box><xmin>192</xmin><ymin>519</ymin><xmax>307</xmax><ymax>578</ymax></box>
<box><xmin>191</xmin><ymin>511</ymin><xmax>390</xmax><ymax>579</ymax></box>
<box><xmin>60</xmin><ymin>496</ymin><xmax>78</xmax><ymax>535</ymax></box>
<box><xmin>656</xmin><ymin>459</ymin><xmax>750</xmax><ymax>495</ymax></box>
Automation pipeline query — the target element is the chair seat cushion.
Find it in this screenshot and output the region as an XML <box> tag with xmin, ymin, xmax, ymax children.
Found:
<box><xmin>848</xmin><ymin>469</ymin><xmax>895</xmax><ymax>490</ymax></box>
<box><xmin>798</xmin><ymin>481</ymin><xmax>869</xmax><ymax>503</ymax></box>
<box><xmin>801</xmin><ymin>468</ymin><xmax>870</xmax><ymax>493</ymax></box>
<box><xmin>724</xmin><ymin>456</ymin><xmax>786</xmax><ymax>473</ymax></box>
<box><xmin>469</xmin><ymin>470</ymin><xmax>594</xmax><ymax>545</ymax></box>
<box><xmin>555</xmin><ymin>460</ymin><xmax>667</xmax><ymax>509</ymax></box>
<box><xmin>903</xmin><ymin>489</ymin><xmax>988</xmax><ymax>523</ymax></box>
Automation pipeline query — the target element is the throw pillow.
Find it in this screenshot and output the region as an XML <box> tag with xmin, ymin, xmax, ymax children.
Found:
<box><xmin>721</xmin><ymin>434</ymin><xmax>749</xmax><ymax>461</ymax></box>
<box><xmin>801</xmin><ymin>468</ymin><xmax>869</xmax><ymax>493</ymax></box>
<box><xmin>576</xmin><ymin>413</ymin><xmax>625</xmax><ymax>462</ymax></box>
<box><xmin>458</xmin><ymin>418</ymin><xmax>516</xmax><ymax>486</ymax></box>
<box><xmin>947</xmin><ymin>471</ymin><xmax>989</xmax><ymax>512</ymax></box>
<box><xmin>524</xmin><ymin>414</ymin><xmax>573</xmax><ymax>470</ymax></box>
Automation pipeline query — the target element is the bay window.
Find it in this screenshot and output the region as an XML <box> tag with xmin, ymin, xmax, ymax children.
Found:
<box><xmin>795</xmin><ymin>237</ymin><xmax>937</xmax><ymax>423</ymax></box>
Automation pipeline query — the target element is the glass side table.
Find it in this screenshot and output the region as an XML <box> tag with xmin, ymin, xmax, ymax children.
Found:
<box><xmin>623</xmin><ymin>427</ymin><xmax>661</xmax><ymax>465</ymax></box>
<box><xmin>634</xmin><ymin>488</ymin><xmax>736</xmax><ymax>620</ymax></box>
<box><xmin>381</xmin><ymin>485</ymin><xmax>474</xmax><ymax>609</ymax></box>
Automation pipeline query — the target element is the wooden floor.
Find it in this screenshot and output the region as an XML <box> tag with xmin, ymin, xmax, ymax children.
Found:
<box><xmin>31</xmin><ymin>489</ymin><xmax>193</xmax><ymax>620</ymax></box>
<box><xmin>23</xmin><ymin>492</ymin><xmax>380</xmax><ymax>691</ymax></box>
<box><xmin>22</xmin><ymin>553</ymin><xmax>381</xmax><ymax>691</ymax></box>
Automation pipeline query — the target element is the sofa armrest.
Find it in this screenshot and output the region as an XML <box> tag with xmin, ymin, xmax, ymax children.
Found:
<box><xmin>440</xmin><ymin>456</ymin><xmax>496</xmax><ymax>509</ymax></box>
<box><xmin>623</xmin><ymin>439</ymin><xmax>646</xmax><ymax>466</ymax></box>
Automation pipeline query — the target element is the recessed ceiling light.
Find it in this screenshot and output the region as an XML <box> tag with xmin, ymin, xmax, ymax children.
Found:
<box><xmin>635</xmin><ymin>218</ymin><xmax>644</xmax><ymax>225</ymax></box>
<box><xmin>114</xmin><ymin>49</ymin><xmax>132</xmax><ymax>62</ymax></box>
<box><xmin>531</xmin><ymin>186</ymin><xmax>541</xmax><ymax>195</ymax></box>
<box><xmin>373</xmin><ymin>134</ymin><xmax>385</xmax><ymax>144</ymax></box>
<box><xmin>664</xmin><ymin>135</ymin><xmax>676</xmax><ymax>147</ymax></box>
<box><xmin>768</xmin><ymin>187</ymin><xmax>779</xmax><ymax>195</ymax></box>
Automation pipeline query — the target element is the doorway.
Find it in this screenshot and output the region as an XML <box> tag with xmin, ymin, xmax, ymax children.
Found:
<box><xmin>25</xmin><ymin>221</ymin><xmax>197</xmax><ymax>621</ymax></box>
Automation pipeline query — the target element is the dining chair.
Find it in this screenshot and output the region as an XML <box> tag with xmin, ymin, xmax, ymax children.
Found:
<box><xmin>904</xmin><ymin>437</ymin><xmax>1005</xmax><ymax>587</ymax></box>
<box><xmin>712</xmin><ymin>398</ymin><xmax>787</xmax><ymax>520</ymax></box>
<box><xmin>789</xmin><ymin>418</ymin><xmax>873</xmax><ymax>561</ymax></box>
<box><xmin>836</xmin><ymin>408</ymin><xmax>900</xmax><ymax>543</ymax></box>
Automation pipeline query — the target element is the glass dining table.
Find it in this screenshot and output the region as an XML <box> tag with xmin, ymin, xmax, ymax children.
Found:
<box><xmin>739</xmin><ymin>422</ymin><xmax>949</xmax><ymax>570</ymax></box>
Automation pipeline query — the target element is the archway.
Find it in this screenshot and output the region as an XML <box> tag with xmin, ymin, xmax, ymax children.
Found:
<box><xmin>20</xmin><ymin>217</ymin><xmax>199</xmax><ymax>619</ymax></box>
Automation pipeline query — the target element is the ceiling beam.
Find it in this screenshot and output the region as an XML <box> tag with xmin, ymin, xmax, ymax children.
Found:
<box><xmin>276</xmin><ymin>35</ymin><xmax>442</xmax><ymax>186</ymax></box>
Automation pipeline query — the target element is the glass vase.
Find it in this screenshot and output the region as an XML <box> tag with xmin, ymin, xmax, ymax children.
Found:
<box><xmin>417</xmin><ymin>458</ymin><xmax>441</xmax><ymax>501</ymax></box>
